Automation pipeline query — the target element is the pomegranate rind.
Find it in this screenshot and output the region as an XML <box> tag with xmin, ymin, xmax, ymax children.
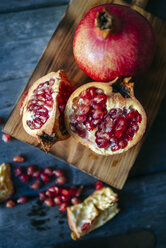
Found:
<box><xmin>65</xmin><ymin>80</ymin><xmax>147</xmax><ymax>156</ymax></box>
<box><xmin>21</xmin><ymin>70</ymin><xmax>72</xmax><ymax>151</ymax></box>
<box><xmin>67</xmin><ymin>187</ymin><xmax>119</xmax><ymax>239</ymax></box>
<box><xmin>0</xmin><ymin>163</ymin><xmax>14</xmax><ymax>202</ymax></box>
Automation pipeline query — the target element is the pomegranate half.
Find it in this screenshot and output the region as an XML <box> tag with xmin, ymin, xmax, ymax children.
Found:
<box><xmin>20</xmin><ymin>70</ymin><xmax>73</xmax><ymax>151</ymax></box>
<box><xmin>65</xmin><ymin>78</ymin><xmax>147</xmax><ymax>155</ymax></box>
<box><xmin>73</xmin><ymin>4</ymin><xmax>155</xmax><ymax>81</ymax></box>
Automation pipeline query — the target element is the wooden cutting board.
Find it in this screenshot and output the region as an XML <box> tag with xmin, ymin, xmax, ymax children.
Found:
<box><xmin>3</xmin><ymin>0</ymin><xmax>166</xmax><ymax>189</ymax></box>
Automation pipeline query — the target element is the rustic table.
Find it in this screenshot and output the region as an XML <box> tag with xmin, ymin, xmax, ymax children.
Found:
<box><xmin>0</xmin><ymin>0</ymin><xmax>166</xmax><ymax>247</ymax></box>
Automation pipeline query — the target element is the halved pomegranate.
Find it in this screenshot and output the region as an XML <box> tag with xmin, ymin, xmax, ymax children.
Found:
<box><xmin>65</xmin><ymin>77</ymin><xmax>147</xmax><ymax>155</ymax></box>
<box><xmin>20</xmin><ymin>70</ymin><xmax>73</xmax><ymax>151</ymax></box>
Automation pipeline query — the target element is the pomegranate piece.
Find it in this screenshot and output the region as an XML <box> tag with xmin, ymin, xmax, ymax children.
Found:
<box><xmin>65</xmin><ymin>78</ymin><xmax>147</xmax><ymax>155</ymax></box>
<box><xmin>95</xmin><ymin>181</ymin><xmax>103</xmax><ymax>190</ymax></box>
<box><xmin>13</xmin><ymin>155</ymin><xmax>24</xmax><ymax>163</ymax></box>
<box><xmin>59</xmin><ymin>203</ymin><xmax>68</xmax><ymax>212</ymax></box>
<box><xmin>56</xmin><ymin>176</ymin><xmax>66</xmax><ymax>185</ymax></box>
<box><xmin>6</xmin><ymin>200</ymin><xmax>15</xmax><ymax>208</ymax></box>
<box><xmin>14</xmin><ymin>167</ymin><xmax>22</xmax><ymax>177</ymax></box>
<box><xmin>20</xmin><ymin>71</ymin><xmax>73</xmax><ymax>152</ymax></box>
<box><xmin>27</xmin><ymin>165</ymin><xmax>36</xmax><ymax>176</ymax></box>
<box><xmin>44</xmin><ymin>198</ymin><xmax>54</xmax><ymax>207</ymax></box>
<box><xmin>71</xmin><ymin>197</ymin><xmax>81</xmax><ymax>205</ymax></box>
<box><xmin>17</xmin><ymin>196</ymin><xmax>28</xmax><ymax>204</ymax></box>
<box><xmin>43</xmin><ymin>167</ymin><xmax>53</xmax><ymax>176</ymax></box>
<box><xmin>40</xmin><ymin>173</ymin><xmax>50</xmax><ymax>183</ymax></box>
<box><xmin>2</xmin><ymin>133</ymin><xmax>11</xmax><ymax>143</ymax></box>
<box><xmin>30</xmin><ymin>180</ymin><xmax>41</xmax><ymax>190</ymax></box>
<box><xmin>39</xmin><ymin>191</ymin><xmax>46</xmax><ymax>201</ymax></box>
<box><xmin>19</xmin><ymin>174</ymin><xmax>29</xmax><ymax>183</ymax></box>
<box><xmin>54</xmin><ymin>196</ymin><xmax>62</xmax><ymax>206</ymax></box>
<box><xmin>53</xmin><ymin>169</ymin><xmax>63</xmax><ymax>177</ymax></box>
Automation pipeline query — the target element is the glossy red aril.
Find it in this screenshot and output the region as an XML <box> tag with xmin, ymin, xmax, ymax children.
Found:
<box><xmin>2</xmin><ymin>133</ymin><xmax>11</xmax><ymax>143</ymax></box>
<box><xmin>13</xmin><ymin>155</ymin><xmax>24</xmax><ymax>163</ymax></box>
<box><xmin>40</xmin><ymin>173</ymin><xmax>50</xmax><ymax>183</ymax></box>
<box><xmin>39</xmin><ymin>191</ymin><xmax>46</xmax><ymax>201</ymax></box>
<box><xmin>44</xmin><ymin>198</ymin><xmax>54</xmax><ymax>207</ymax></box>
<box><xmin>32</xmin><ymin>170</ymin><xmax>41</xmax><ymax>178</ymax></box>
<box><xmin>6</xmin><ymin>200</ymin><xmax>15</xmax><ymax>208</ymax></box>
<box><xmin>54</xmin><ymin>196</ymin><xmax>62</xmax><ymax>206</ymax></box>
<box><xmin>19</xmin><ymin>174</ymin><xmax>29</xmax><ymax>183</ymax></box>
<box><xmin>56</xmin><ymin>176</ymin><xmax>66</xmax><ymax>185</ymax></box>
<box><xmin>53</xmin><ymin>169</ymin><xmax>63</xmax><ymax>177</ymax></box>
<box><xmin>30</xmin><ymin>180</ymin><xmax>41</xmax><ymax>190</ymax></box>
<box><xmin>73</xmin><ymin>4</ymin><xmax>155</xmax><ymax>81</ymax></box>
<box><xmin>65</xmin><ymin>78</ymin><xmax>147</xmax><ymax>155</ymax></box>
<box><xmin>48</xmin><ymin>186</ymin><xmax>61</xmax><ymax>195</ymax></box>
<box><xmin>43</xmin><ymin>168</ymin><xmax>53</xmax><ymax>176</ymax></box>
<box><xmin>59</xmin><ymin>203</ymin><xmax>68</xmax><ymax>212</ymax></box>
<box><xmin>71</xmin><ymin>197</ymin><xmax>81</xmax><ymax>205</ymax></box>
<box><xmin>95</xmin><ymin>181</ymin><xmax>103</xmax><ymax>190</ymax></box>
<box><xmin>27</xmin><ymin>165</ymin><xmax>36</xmax><ymax>176</ymax></box>
<box><xmin>17</xmin><ymin>196</ymin><xmax>28</xmax><ymax>204</ymax></box>
<box><xmin>14</xmin><ymin>167</ymin><xmax>22</xmax><ymax>177</ymax></box>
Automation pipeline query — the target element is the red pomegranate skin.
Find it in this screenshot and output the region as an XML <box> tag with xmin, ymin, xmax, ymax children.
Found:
<box><xmin>73</xmin><ymin>4</ymin><xmax>155</xmax><ymax>81</ymax></box>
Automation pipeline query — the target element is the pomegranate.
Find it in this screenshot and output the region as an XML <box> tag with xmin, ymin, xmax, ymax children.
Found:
<box><xmin>73</xmin><ymin>4</ymin><xmax>155</xmax><ymax>81</ymax></box>
<box><xmin>65</xmin><ymin>77</ymin><xmax>147</xmax><ymax>155</ymax></box>
<box><xmin>20</xmin><ymin>70</ymin><xmax>73</xmax><ymax>151</ymax></box>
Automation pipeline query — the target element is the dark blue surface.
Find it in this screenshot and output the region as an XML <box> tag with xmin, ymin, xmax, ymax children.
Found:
<box><xmin>0</xmin><ymin>0</ymin><xmax>166</xmax><ymax>247</ymax></box>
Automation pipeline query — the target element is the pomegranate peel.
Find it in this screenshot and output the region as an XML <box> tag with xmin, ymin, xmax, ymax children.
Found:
<box><xmin>20</xmin><ymin>70</ymin><xmax>73</xmax><ymax>152</ymax></box>
<box><xmin>65</xmin><ymin>77</ymin><xmax>147</xmax><ymax>155</ymax></box>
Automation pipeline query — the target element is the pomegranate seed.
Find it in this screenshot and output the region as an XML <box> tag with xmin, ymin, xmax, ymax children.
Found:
<box><xmin>69</xmin><ymin>187</ymin><xmax>77</xmax><ymax>196</ymax></box>
<box><xmin>61</xmin><ymin>189</ymin><xmax>69</xmax><ymax>196</ymax></box>
<box><xmin>61</xmin><ymin>195</ymin><xmax>71</xmax><ymax>203</ymax></box>
<box><xmin>45</xmin><ymin>190</ymin><xmax>55</xmax><ymax>198</ymax></box>
<box><xmin>19</xmin><ymin>174</ymin><xmax>29</xmax><ymax>183</ymax></box>
<box><xmin>43</xmin><ymin>167</ymin><xmax>53</xmax><ymax>176</ymax></box>
<box><xmin>27</xmin><ymin>165</ymin><xmax>36</xmax><ymax>176</ymax></box>
<box><xmin>44</xmin><ymin>198</ymin><xmax>54</xmax><ymax>207</ymax></box>
<box><xmin>53</xmin><ymin>169</ymin><xmax>63</xmax><ymax>177</ymax></box>
<box><xmin>59</xmin><ymin>203</ymin><xmax>68</xmax><ymax>212</ymax></box>
<box><xmin>56</xmin><ymin>176</ymin><xmax>66</xmax><ymax>185</ymax></box>
<box><xmin>95</xmin><ymin>181</ymin><xmax>103</xmax><ymax>190</ymax></box>
<box><xmin>17</xmin><ymin>196</ymin><xmax>28</xmax><ymax>204</ymax></box>
<box><xmin>96</xmin><ymin>138</ymin><xmax>109</xmax><ymax>148</ymax></box>
<box><xmin>54</xmin><ymin>196</ymin><xmax>62</xmax><ymax>206</ymax></box>
<box><xmin>81</xmin><ymin>223</ymin><xmax>90</xmax><ymax>232</ymax></box>
<box><xmin>40</xmin><ymin>173</ymin><xmax>50</xmax><ymax>183</ymax></box>
<box><xmin>71</xmin><ymin>197</ymin><xmax>81</xmax><ymax>205</ymax></box>
<box><xmin>6</xmin><ymin>200</ymin><xmax>15</xmax><ymax>208</ymax></box>
<box><xmin>2</xmin><ymin>133</ymin><xmax>11</xmax><ymax>143</ymax></box>
<box><xmin>118</xmin><ymin>139</ymin><xmax>128</xmax><ymax>149</ymax></box>
<box><xmin>39</xmin><ymin>191</ymin><xmax>46</xmax><ymax>201</ymax></box>
<box><xmin>76</xmin><ymin>126</ymin><xmax>86</xmax><ymax>137</ymax></box>
<box><xmin>13</xmin><ymin>155</ymin><xmax>24</xmax><ymax>163</ymax></box>
<box><xmin>30</xmin><ymin>180</ymin><xmax>41</xmax><ymax>190</ymax></box>
<box><xmin>75</xmin><ymin>186</ymin><xmax>83</xmax><ymax>197</ymax></box>
<box><xmin>0</xmin><ymin>118</ymin><xmax>2</xmax><ymax>124</ymax></box>
<box><xmin>32</xmin><ymin>170</ymin><xmax>41</xmax><ymax>178</ymax></box>
<box><xmin>111</xmin><ymin>143</ymin><xmax>120</xmax><ymax>151</ymax></box>
<box><xmin>14</xmin><ymin>167</ymin><xmax>22</xmax><ymax>176</ymax></box>
<box><xmin>48</xmin><ymin>185</ymin><xmax>61</xmax><ymax>195</ymax></box>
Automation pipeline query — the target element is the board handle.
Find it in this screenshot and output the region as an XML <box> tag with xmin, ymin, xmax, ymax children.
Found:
<box><xmin>132</xmin><ymin>0</ymin><xmax>149</xmax><ymax>9</ymax></box>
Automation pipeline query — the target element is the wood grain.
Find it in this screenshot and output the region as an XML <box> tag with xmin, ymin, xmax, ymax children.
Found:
<box><xmin>3</xmin><ymin>0</ymin><xmax>166</xmax><ymax>189</ymax></box>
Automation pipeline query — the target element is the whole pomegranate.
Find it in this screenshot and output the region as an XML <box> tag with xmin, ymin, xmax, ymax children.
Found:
<box><xmin>65</xmin><ymin>77</ymin><xmax>147</xmax><ymax>155</ymax></box>
<box><xmin>20</xmin><ymin>70</ymin><xmax>73</xmax><ymax>151</ymax></box>
<box><xmin>73</xmin><ymin>4</ymin><xmax>155</xmax><ymax>81</ymax></box>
